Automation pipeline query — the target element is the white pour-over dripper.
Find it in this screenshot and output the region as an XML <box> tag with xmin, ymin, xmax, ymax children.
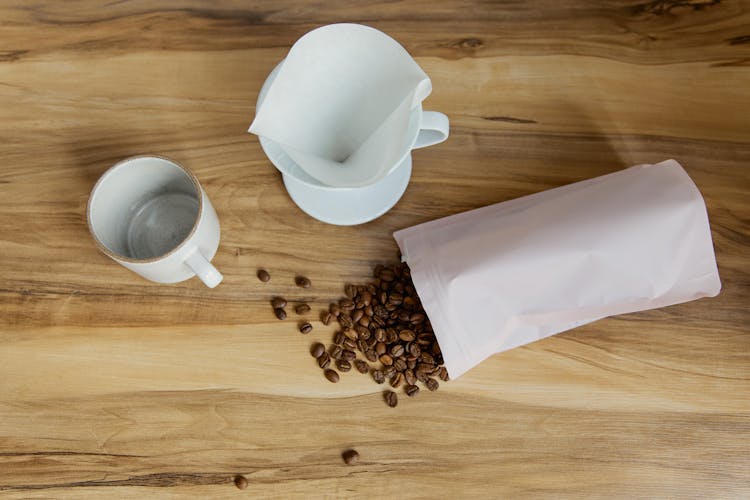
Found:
<box><xmin>250</xmin><ymin>24</ymin><xmax>449</xmax><ymax>225</ymax></box>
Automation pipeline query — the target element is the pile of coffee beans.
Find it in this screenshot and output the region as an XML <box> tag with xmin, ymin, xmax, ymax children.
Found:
<box><xmin>259</xmin><ymin>262</ymin><xmax>448</xmax><ymax>407</ymax></box>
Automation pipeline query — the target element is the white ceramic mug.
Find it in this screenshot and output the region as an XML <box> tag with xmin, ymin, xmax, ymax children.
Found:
<box><xmin>87</xmin><ymin>155</ymin><xmax>223</xmax><ymax>288</ymax></box>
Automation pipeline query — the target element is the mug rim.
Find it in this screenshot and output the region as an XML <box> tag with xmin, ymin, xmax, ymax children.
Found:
<box><xmin>86</xmin><ymin>154</ymin><xmax>204</xmax><ymax>264</ymax></box>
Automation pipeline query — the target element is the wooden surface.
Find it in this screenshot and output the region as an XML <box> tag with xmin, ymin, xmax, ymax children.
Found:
<box><xmin>1</xmin><ymin>1</ymin><xmax>749</xmax><ymax>498</ymax></box>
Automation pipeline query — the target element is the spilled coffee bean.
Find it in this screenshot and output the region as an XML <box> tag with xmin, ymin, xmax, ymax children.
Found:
<box><xmin>342</xmin><ymin>449</ymin><xmax>359</xmax><ymax>465</ymax></box>
<box><xmin>324</xmin><ymin>369</ymin><xmax>340</xmax><ymax>383</ymax></box>
<box><xmin>295</xmin><ymin>276</ymin><xmax>311</xmax><ymax>288</ymax></box>
<box><xmin>264</xmin><ymin>261</ymin><xmax>447</xmax><ymax>405</ymax></box>
<box><xmin>322</xmin><ymin>312</ymin><xmax>333</xmax><ymax>325</ymax></box>
<box><xmin>405</xmin><ymin>384</ymin><xmax>420</xmax><ymax>397</ymax></box>
<box><xmin>384</xmin><ymin>390</ymin><xmax>398</xmax><ymax>407</ymax></box>
<box><xmin>354</xmin><ymin>359</ymin><xmax>369</xmax><ymax>374</ymax></box>
<box><xmin>234</xmin><ymin>475</ymin><xmax>249</xmax><ymax>490</ymax></box>
<box><xmin>257</xmin><ymin>269</ymin><xmax>270</xmax><ymax>282</ymax></box>
<box><xmin>317</xmin><ymin>352</ymin><xmax>331</xmax><ymax>369</ymax></box>
<box><xmin>295</xmin><ymin>303</ymin><xmax>311</xmax><ymax>314</ymax></box>
<box><xmin>311</xmin><ymin>342</ymin><xmax>325</xmax><ymax>359</ymax></box>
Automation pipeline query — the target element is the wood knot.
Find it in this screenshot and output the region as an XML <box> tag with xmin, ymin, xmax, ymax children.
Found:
<box><xmin>633</xmin><ymin>0</ymin><xmax>721</xmax><ymax>16</ymax></box>
<box><xmin>727</xmin><ymin>35</ymin><xmax>750</xmax><ymax>46</ymax></box>
<box><xmin>454</xmin><ymin>38</ymin><xmax>483</xmax><ymax>50</ymax></box>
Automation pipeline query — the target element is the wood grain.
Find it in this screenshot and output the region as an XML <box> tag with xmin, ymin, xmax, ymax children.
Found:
<box><xmin>1</xmin><ymin>1</ymin><xmax>749</xmax><ymax>498</ymax></box>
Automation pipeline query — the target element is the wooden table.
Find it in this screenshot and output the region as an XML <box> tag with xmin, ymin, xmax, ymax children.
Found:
<box><xmin>1</xmin><ymin>1</ymin><xmax>748</xmax><ymax>498</ymax></box>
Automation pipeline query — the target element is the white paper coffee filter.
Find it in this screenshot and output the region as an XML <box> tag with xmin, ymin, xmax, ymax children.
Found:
<box><xmin>249</xmin><ymin>24</ymin><xmax>431</xmax><ymax>188</ymax></box>
<box><xmin>394</xmin><ymin>160</ymin><xmax>721</xmax><ymax>379</ymax></box>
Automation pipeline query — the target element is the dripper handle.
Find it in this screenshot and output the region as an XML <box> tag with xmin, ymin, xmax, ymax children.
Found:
<box><xmin>413</xmin><ymin>111</ymin><xmax>450</xmax><ymax>149</ymax></box>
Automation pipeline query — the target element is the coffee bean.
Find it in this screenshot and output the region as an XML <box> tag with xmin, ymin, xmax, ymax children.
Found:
<box><xmin>426</xmin><ymin>378</ymin><xmax>439</xmax><ymax>391</ymax></box>
<box><xmin>322</xmin><ymin>311</ymin><xmax>333</xmax><ymax>325</ymax></box>
<box><xmin>330</xmin><ymin>304</ymin><xmax>341</xmax><ymax>317</ymax></box>
<box><xmin>404</xmin><ymin>369</ymin><xmax>416</xmax><ymax>385</ymax></box>
<box><xmin>361</xmin><ymin>290</ymin><xmax>372</xmax><ymax>306</ymax></box>
<box><xmin>375</xmin><ymin>328</ymin><xmax>386</xmax><ymax>342</ymax></box>
<box><xmin>299</xmin><ymin>322</ymin><xmax>313</xmax><ymax>334</ymax></box>
<box><xmin>330</xmin><ymin>345</ymin><xmax>343</xmax><ymax>359</ymax></box>
<box><xmin>344</xmin><ymin>328</ymin><xmax>358</xmax><ymax>341</ymax></box>
<box><xmin>379</xmin><ymin>354</ymin><xmax>393</xmax><ymax>366</ymax></box>
<box><xmin>439</xmin><ymin>367</ymin><xmax>450</xmax><ymax>381</ymax></box>
<box><xmin>383</xmin><ymin>365</ymin><xmax>396</xmax><ymax>378</ymax></box>
<box><xmin>356</xmin><ymin>339</ymin><xmax>367</xmax><ymax>352</ymax></box>
<box><xmin>388</xmin><ymin>292</ymin><xmax>403</xmax><ymax>305</ymax></box>
<box><xmin>295</xmin><ymin>303</ymin><xmax>311</xmax><ymax>315</ymax></box>
<box><xmin>379</xmin><ymin>269</ymin><xmax>395</xmax><ymax>282</ymax></box>
<box><xmin>407</xmin><ymin>357</ymin><xmax>417</xmax><ymax>370</ymax></box>
<box><xmin>384</xmin><ymin>390</ymin><xmax>398</xmax><ymax>407</ymax></box>
<box><xmin>354</xmin><ymin>325</ymin><xmax>369</xmax><ymax>337</ymax></box>
<box><xmin>386</xmin><ymin>329</ymin><xmax>398</xmax><ymax>343</ymax></box>
<box><xmin>399</xmin><ymin>329</ymin><xmax>416</xmax><ymax>342</ymax></box>
<box><xmin>410</xmin><ymin>313</ymin><xmax>425</xmax><ymax>325</ymax></box>
<box><xmin>343</xmin><ymin>338</ymin><xmax>357</xmax><ymax>350</ymax></box>
<box><xmin>256</xmin><ymin>269</ymin><xmax>270</xmax><ymax>283</ymax></box>
<box><xmin>390</xmin><ymin>344</ymin><xmax>404</xmax><ymax>357</ymax></box>
<box><xmin>274</xmin><ymin>308</ymin><xmax>286</xmax><ymax>320</ymax></box>
<box><xmin>358</xmin><ymin>316</ymin><xmax>370</xmax><ymax>327</ymax></box>
<box><xmin>365</xmin><ymin>350</ymin><xmax>378</xmax><ymax>362</ymax></box>
<box><xmin>324</xmin><ymin>369</ymin><xmax>339</xmax><ymax>383</ymax></box>
<box><xmin>338</xmin><ymin>315</ymin><xmax>353</xmax><ymax>328</ymax></box>
<box><xmin>372</xmin><ymin>370</ymin><xmax>385</xmax><ymax>384</ymax></box>
<box><xmin>234</xmin><ymin>475</ymin><xmax>249</xmax><ymax>490</ymax></box>
<box><xmin>375</xmin><ymin>342</ymin><xmax>387</xmax><ymax>355</ymax></box>
<box><xmin>416</xmin><ymin>371</ymin><xmax>429</xmax><ymax>383</ymax></box>
<box><xmin>342</xmin><ymin>449</ymin><xmax>359</xmax><ymax>465</ymax></box>
<box><xmin>390</xmin><ymin>372</ymin><xmax>404</xmax><ymax>388</ymax></box>
<box><xmin>393</xmin><ymin>358</ymin><xmax>407</xmax><ymax>372</ymax></box>
<box><xmin>342</xmin><ymin>349</ymin><xmax>356</xmax><ymax>361</ymax></box>
<box><xmin>420</xmin><ymin>352</ymin><xmax>436</xmax><ymax>365</ymax></box>
<box><xmin>311</xmin><ymin>342</ymin><xmax>325</xmax><ymax>359</ymax></box>
<box><xmin>345</xmin><ymin>284</ymin><xmax>357</xmax><ymax>299</ymax></box>
<box><xmin>417</xmin><ymin>333</ymin><xmax>432</xmax><ymax>345</ymax></box>
<box><xmin>339</xmin><ymin>298</ymin><xmax>355</xmax><ymax>311</ymax></box>
<box><xmin>408</xmin><ymin>343</ymin><xmax>421</xmax><ymax>357</ymax></box>
<box><xmin>318</xmin><ymin>352</ymin><xmax>331</xmax><ymax>369</ymax></box>
<box><xmin>336</xmin><ymin>359</ymin><xmax>351</xmax><ymax>372</ymax></box>
<box><xmin>333</xmin><ymin>331</ymin><xmax>345</xmax><ymax>345</ymax></box>
<box><xmin>271</xmin><ymin>297</ymin><xmax>287</xmax><ymax>309</ymax></box>
<box><xmin>351</xmin><ymin>309</ymin><xmax>363</xmax><ymax>323</ymax></box>
<box><xmin>296</xmin><ymin>276</ymin><xmax>312</xmax><ymax>288</ymax></box>
<box><xmin>404</xmin><ymin>384</ymin><xmax>420</xmax><ymax>397</ymax></box>
<box><xmin>354</xmin><ymin>360</ymin><xmax>369</xmax><ymax>374</ymax></box>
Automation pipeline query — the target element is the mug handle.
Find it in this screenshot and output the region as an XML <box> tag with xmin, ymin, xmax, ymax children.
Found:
<box><xmin>412</xmin><ymin>111</ymin><xmax>450</xmax><ymax>149</ymax></box>
<box><xmin>185</xmin><ymin>250</ymin><xmax>223</xmax><ymax>288</ymax></box>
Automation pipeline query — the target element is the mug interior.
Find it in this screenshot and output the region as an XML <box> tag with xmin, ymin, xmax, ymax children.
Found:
<box><xmin>87</xmin><ymin>156</ymin><xmax>202</xmax><ymax>262</ymax></box>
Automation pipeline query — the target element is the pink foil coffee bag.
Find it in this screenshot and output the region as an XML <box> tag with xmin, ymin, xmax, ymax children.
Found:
<box><xmin>393</xmin><ymin>160</ymin><xmax>721</xmax><ymax>379</ymax></box>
